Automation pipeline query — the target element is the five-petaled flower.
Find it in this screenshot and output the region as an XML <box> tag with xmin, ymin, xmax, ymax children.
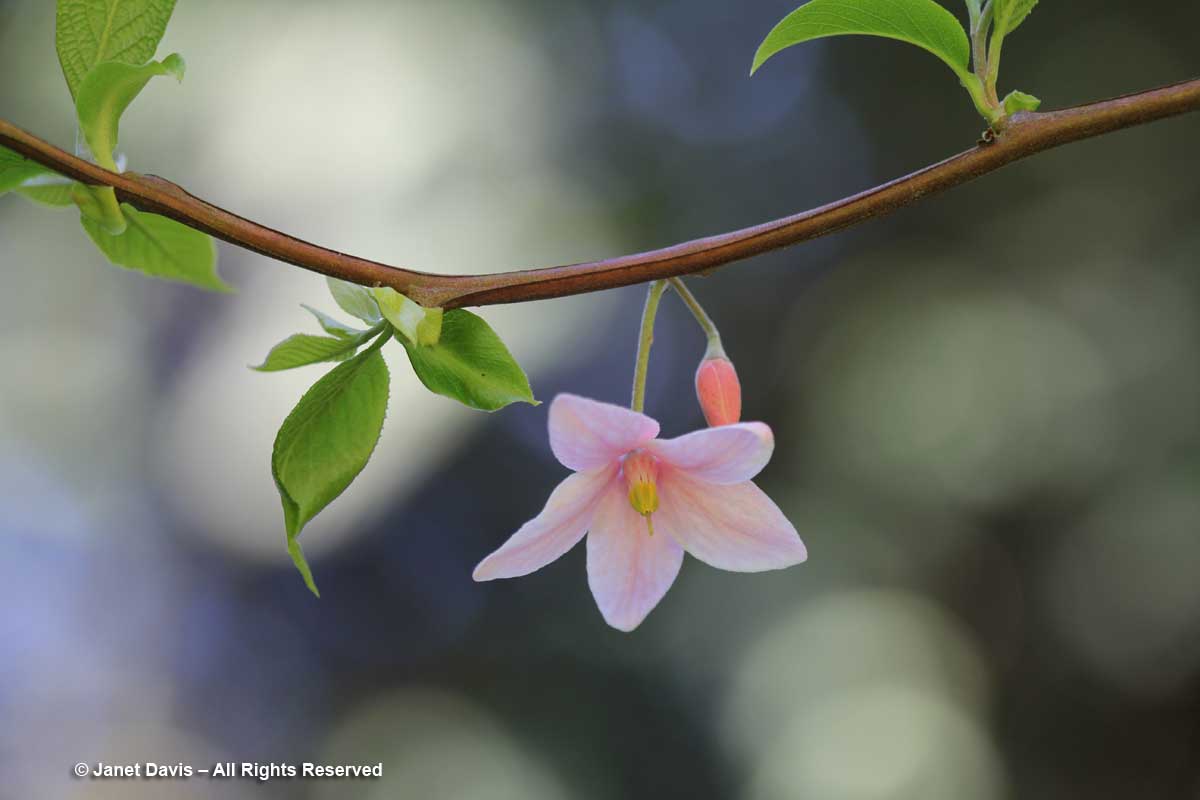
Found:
<box><xmin>473</xmin><ymin>394</ymin><xmax>807</xmax><ymax>631</ymax></box>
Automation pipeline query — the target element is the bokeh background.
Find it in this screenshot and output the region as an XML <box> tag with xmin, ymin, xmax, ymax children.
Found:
<box><xmin>2</xmin><ymin>0</ymin><xmax>1199</xmax><ymax>797</ymax></box>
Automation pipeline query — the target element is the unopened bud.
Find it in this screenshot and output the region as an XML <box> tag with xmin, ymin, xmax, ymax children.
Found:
<box><xmin>695</xmin><ymin>355</ymin><xmax>741</xmax><ymax>427</ymax></box>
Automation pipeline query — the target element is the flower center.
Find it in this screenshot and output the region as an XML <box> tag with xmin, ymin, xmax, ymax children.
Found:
<box><xmin>623</xmin><ymin>449</ymin><xmax>659</xmax><ymax>535</ymax></box>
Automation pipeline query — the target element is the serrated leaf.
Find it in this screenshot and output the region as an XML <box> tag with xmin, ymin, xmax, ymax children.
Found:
<box><xmin>993</xmin><ymin>0</ymin><xmax>1038</xmax><ymax>38</ymax></box>
<box><xmin>16</xmin><ymin>176</ymin><xmax>78</xmax><ymax>207</ymax></box>
<box><xmin>398</xmin><ymin>309</ymin><xmax>536</xmax><ymax>412</ymax></box>
<box><xmin>253</xmin><ymin>334</ymin><xmax>364</xmax><ymax>372</ymax></box>
<box><xmin>56</xmin><ymin>0</ymin><xmax>179</xmax><ymax>99</ymax></box>
<box><xmin>272</xmin><ymin>341</ymin><xmax>390</xmax><ymax>596</ymax></box>
<box><xmin>302</xmin><ymin>305</ymin><xmax>363</xmax><ymax>339</ymax></box>
<box><xmin>751</xmin><ymin>0</ymin><xmax>972</xmax><ymax>82</ymax></box>
<box><xmin>327</xmin><ymin>277</ymin><xmax>382</xmax><ymax>324</ymax></box>
<box><xmin>75</xmin><ymin>53</ymin><xmax>185</xmax><ymax>170</ymax></box>
<box><xmin>1</xmin><ymin>146</ymin><xmax>57</xmax><ymax>194</ymax></box>
<box><xmin>81</xmin><ymin>202</ymin><xmax>228</xmax><ymax>291</ymax></box>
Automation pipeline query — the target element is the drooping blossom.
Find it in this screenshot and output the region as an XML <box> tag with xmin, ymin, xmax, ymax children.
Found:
<box><xmin>695</xmin><ymin>354</ymin><xmax>742</xmax><ymax>426</ymax></box>
<box><xmin>473</xmin><ymin>394</ymin><xmax>806</xmax><ymax>631</ymax></box>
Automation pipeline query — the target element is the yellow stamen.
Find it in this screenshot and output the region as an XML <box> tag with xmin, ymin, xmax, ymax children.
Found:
<box><xmin>623</xmin><ymin>449</ymin><xmax>660</xmax><ymax>535</ymax></box>
<box><xmin>628</xmin><ymin>480</ymin><xmax>658</xmax><ymax>516</ymax></box>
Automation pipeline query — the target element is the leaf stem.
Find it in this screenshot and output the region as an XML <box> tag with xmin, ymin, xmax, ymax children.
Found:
<box><xmin>971</xmin><ymin>1</ymin><xmax>999</xmax><ymax>107</ymax></box>
<box><xmin>366</xmin><ymin>323</ymin><xmax>393</xmax><ymax>352</ymax></box>
<box><xmin>668</xmin><ymin>277</ymin><xmax>725</xmax><ymax>358</ymax></box>
<box><xmin>971</xmin><ymin>1</ymin><xmax>992</xmax><ymax>76</ymax></box>
<box><xmin>961</xmin><ymin>73</ymin><xmax>1002</xmax><ymax>125</ymax></box>
<box><xmin>631</xmin><ymin>280</ymin><xmax>668</xmax><ymax>413</ymax></box>
<box><xmin>986</xmin><ymin>25</ymin><xmax>1006</xmax><ymax>105</ymax></box>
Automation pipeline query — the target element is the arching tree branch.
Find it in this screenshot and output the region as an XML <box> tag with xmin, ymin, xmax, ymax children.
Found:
<box><xmin>3</xmin><ymin>77</ymin><xmax>1199</xmax><ymax>309</ymax></box>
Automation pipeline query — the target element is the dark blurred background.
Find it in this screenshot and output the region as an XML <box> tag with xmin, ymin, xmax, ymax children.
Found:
<box><xmin>2</xmin><ymin>0</ymin><xmax>1199</xmax><ymax>797</ymax></box>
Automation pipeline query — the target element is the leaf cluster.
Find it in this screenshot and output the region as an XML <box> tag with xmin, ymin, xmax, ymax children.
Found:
<box><xmin>259</xmin><ymin>280</ymin><xmax>536</xmax><ymax>593</ymax></box>
<box><xmin>752</xmin><ymin>0</ymin><xmax>1042</xmax><ymax>124</ymax></box>
<box><xmin>2</xmin><ymin>1</ymin><xmax>542</xmax><ymax>594</ymax></box>
<box><xmin>2</xmin><ymin>0</ymin><xmax>224</xmax><ymax>289</ymax></box>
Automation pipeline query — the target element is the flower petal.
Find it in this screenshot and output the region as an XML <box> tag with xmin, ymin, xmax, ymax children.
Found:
<box><xmin>586</xmin><ymin>485</ymin><xmax>683</xmax><ymax>632</ymax></box>
<box><xmin>645</xmin><ymin>422</ymin><xmax>774</xmax><ymax>484</ymax></box>
<box><xmin>655</xmin><ymin>469</ymin><xmax>806</xmax><ymax>572</ymax></box>
<box><xmin>473</xmin><ymin>464</ymin><xmax>616</xmax><ymax>581</ymax></box>
<box><xmin>549</xmin><ymin>394</ymin><xmax>660</xmax><ymax>471</ymax></box>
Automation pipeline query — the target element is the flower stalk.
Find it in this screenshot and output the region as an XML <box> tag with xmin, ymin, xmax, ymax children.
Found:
<box><xmin>669</xmin><ymin>278</ymin><xmax>725</xmax><ymax>358</ymax></box>
<box><xmin>631</xmin><ymin>280</ymin><xmax>668</xmax><ymax>413</ymax></box>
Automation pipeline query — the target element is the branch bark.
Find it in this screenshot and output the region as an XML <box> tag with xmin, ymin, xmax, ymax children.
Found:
<box><xmin>2</xmin><ymin>77</ymin><xmax>1199</xmax><ymax>309</ymax></box>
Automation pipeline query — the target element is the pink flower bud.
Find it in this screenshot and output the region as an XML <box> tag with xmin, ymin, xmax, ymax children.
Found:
<box><xmin>695</xmin><ymin>356</ymin><xmax>741</xmax><ymax>427</ymax></box>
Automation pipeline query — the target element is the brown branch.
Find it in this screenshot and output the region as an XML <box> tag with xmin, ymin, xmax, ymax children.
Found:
<box><xmin>3</xmin><ymin>77</ymin><xmax>1199</xmax><ymax>309</ymax></box>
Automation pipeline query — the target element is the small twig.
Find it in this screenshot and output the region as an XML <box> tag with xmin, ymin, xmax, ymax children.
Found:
<box><xmin>2</xmin><ymin>78</ymin><xmax>1198</xmax><ymax>309</ymax></box>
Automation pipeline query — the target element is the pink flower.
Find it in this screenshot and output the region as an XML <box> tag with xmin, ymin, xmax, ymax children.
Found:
<box><xmin>473</xmin><ymin>394</ymin><xmax>807</xmax><ymax>631</ymax></box>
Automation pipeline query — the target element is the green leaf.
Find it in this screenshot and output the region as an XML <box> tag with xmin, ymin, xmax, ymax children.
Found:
<box><xmin>252</xmin><ymin>334</ymin><xmax>365</xmax><ymax>372</ymax></box>
<box><xmin>56</xmin><ymin>0</ymin><xmax>179</xmax><ymax>99</ymax></box>
<box><xmin>751</xmin><ymin>0</ymin><xmax>972</xmax><ymax>82</ymax></box>
<box><xmin>992</xmin><ymin>0</ymin><xmax>1038</xmax><ymax>38</ymax></box>
<box><xmin>0</xmin><ymin>146</ymin><xmax>56</xmax><ymax>194</ymax></box>
<box><xmin>398</xmin><ymin>309</ymin><xmax>536</xmax><ymax>412</ymax></box>
<box><xmin>81</xmin><ymin>202</ymin><xmax>228</xmax><ymax>291</ymax></box>
<box><xmin>16</xmin><ymin>177</ymin><xmax>78</xmax><ymax>207</ymax></box>
<box><xmin>272</xmin><ymin>340</ymin><xmax>391</xmax><ymax>596</ymax></box>
<box><xmin>327</xmin><ymin>277</ymin><xmax>382</xmax><ymax>324</ymax></box>
<box><xmin>372</xmin><ymin>287</ymin><xmax>444</xmax><ymax>346</ymax></box>
<box><xmin>287</xmin><ymin>540</ymin><xmax>320</xmax><ymax>598</ymax></box>
<box><xmin>302</xmin><ymin>305</ymin><xmax>364</xmax><ymax>339</ymax></box>
<box><xmin>75</xmin><ymin>53</ymin><xmax>185</xmax><ymax>170</ymax></box>
<box><xmin>1003</xmin><ymin>90</ymin><xmax>1041</xmax><ymax>114</ymax></box>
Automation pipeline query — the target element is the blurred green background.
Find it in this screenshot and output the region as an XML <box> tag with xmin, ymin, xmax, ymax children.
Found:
<box><xmin>2</xmin><ymin>1</ymin><xmax>1199</xmax><ymax>797</ymax></box>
